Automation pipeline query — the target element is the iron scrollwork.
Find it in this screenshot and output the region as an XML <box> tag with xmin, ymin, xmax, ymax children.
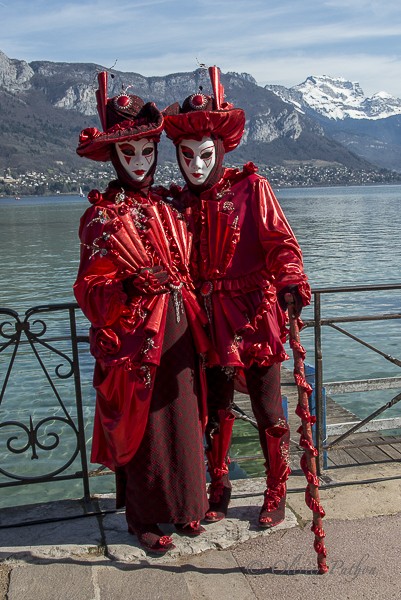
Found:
<box><xmin>0</xmin><ymin>416</ymin><xmax>79</xmax><ymax>480</ymax></box>
<box><xmin>0</xmin><ymin>304</ymin><xmax>89</xmax><ymax>498</ymax></box>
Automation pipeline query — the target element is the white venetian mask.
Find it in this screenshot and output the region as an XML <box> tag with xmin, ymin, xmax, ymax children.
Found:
<box><xmin>115</xmin><ymin>138</ymin><xmax>155</xmax><ymax>181</ymax></box>
<box><xmin>178</xmin><ymin>136</ymin><xmax>216</xmax><ymax>186</ymax></box>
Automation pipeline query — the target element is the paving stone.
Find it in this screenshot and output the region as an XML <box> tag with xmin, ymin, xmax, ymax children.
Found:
<box><xmin>8</xmin><ymin>564</ymin><xmax>95</xmax><ymax>600</ymax></box>
<box><xmin>231</xmin><ymin>514</ymin><xmax>401</xmax><ymax>600</ymax></box>
<box><xmin>0</xmin><ymin>498</ymin><xmax>97</xmax><ymax>527</ymax></box>
<box><xmin>96</xmin><ymin>564</ymin><xmax>192</xmax><ymax>600</ymax></box>
<box><xmin>0</xmin><ymin>564</ymin><xmax>10</xmax><ymax>600</ymax></box>
<box><xmin>181</xmin><ymin>549</ymin><xmax>255</xmax><ymax>600</ymax></box>
<box><xmin>0</xmin><ymin>513</ymin><xmax>103</xmax><ymax>562</ymax></box>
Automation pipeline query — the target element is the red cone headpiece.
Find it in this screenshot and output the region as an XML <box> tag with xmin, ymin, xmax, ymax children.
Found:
<box><xmin>164</xmin><ymin>66</ymin><xmax>245</xmax><ymax>153</ymax></box>
<box><xmin>77</xmin><ymin>72</ymin><xmax>164</xmax><ymax>162</ymax></box>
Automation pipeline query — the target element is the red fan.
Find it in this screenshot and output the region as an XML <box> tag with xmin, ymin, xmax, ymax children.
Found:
<box><xmin>200</xmin><ymin>199</ymin><xmax>240</xmax><ymax>279</ymax></box>
<box><xmin>101</xmin><ymin>215</ymin><xmax>151</xmax><ymax>275</ymax></box>
<box><xmin>157</xmin><ymin>202</ymin><xmax>192</xmax><ymax>269</ymax></box>
<box><xmin>97</xmin><ymin>202</ymin><xmax>192</xmax><ymax>280</ymax></box>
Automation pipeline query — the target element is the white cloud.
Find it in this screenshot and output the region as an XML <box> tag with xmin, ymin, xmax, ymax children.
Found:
<box><xmin>1</xmin><ymin>0</ymin><xmax>401</xmax><ymax>97</ymax></box>
<box><xmin>257</xmin><ymin>53</ymin><xmax>401</xmax><ymax>97</ymax></box>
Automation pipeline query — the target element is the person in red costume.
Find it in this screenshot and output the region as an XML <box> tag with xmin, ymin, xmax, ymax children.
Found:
<box><xmin>164</xmin><ymin>66</ymin><xmax>311</xmax><ymax>528</ymax></box>
<box><xmin>74</xmin><ymin>72</ymin><xmax>210</xmax><ymax>554</ymax></box>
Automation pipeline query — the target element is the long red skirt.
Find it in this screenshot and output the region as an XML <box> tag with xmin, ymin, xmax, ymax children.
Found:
<box><xmin>119</xmin><ymin>297</ymin><xmax>208</xmax><ymax>525</ymax></box>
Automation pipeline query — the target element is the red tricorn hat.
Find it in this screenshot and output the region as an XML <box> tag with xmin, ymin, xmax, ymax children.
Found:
<box><xmin>77</xmin><ymin>71</ymin><xmax>164</xmax><ymax>162</ymax></box>
<box><xmin>163</xmin><ymin>66</ymin><xmax>245</xmax><ymax>153</ymax></box>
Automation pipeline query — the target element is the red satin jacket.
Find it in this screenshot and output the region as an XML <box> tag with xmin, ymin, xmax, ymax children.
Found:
<box><xmin>73</xmin><ymin>185</ymin><xmax>209</xmax><ymax>468</ymax></box>
<box><xmin>177</xmin><ymin>163</ymin><xmax>311</xmax><ymax>369</ymax></box>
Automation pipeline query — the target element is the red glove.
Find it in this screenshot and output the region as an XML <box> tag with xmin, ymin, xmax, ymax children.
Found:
<box><xmin>278</xmin><ymin>285</ymin><xmax>304</xmax><ymax>317</ymax></box>
<box><xmin>124</xmin><ymin>266</ymin><xmax>170</xmax><ymax>296</ymax></box>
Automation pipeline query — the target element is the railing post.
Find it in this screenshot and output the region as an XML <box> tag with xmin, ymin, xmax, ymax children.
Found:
<box><xmin>69</xmin><ymin>306</ymin><xmax>91</xmax><ymax>503</ymax></box>
<box><xmin>314</xmin><ymin>292</ymin><xmax>324</xmax><ymax>474</ymax></box>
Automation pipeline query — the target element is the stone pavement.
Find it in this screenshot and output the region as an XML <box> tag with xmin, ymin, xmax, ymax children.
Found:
<box><xmin>0</xmin><ymin>462</ymin><xmax>400</xmax><ymax>599</ymax></box>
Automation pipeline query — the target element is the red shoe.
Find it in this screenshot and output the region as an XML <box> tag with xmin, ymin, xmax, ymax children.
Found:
<box><xmin>128</xmin><ymin>523</ymin><xmax>175</xmax><ymax>554</ymax></box>
<box><xmin>175</xmin><ymin>520</ymin><xmax>206</xmax><ymax>536</ymax></box>
<box><xmin>259</xmin><ymin>490</ymin><xmax>286</xmax><ymax>528</ymax></box>
<box><xmin>204</xmin><ymin>473</ymin><xmax>232</xmax><ymax>522</ymax></box>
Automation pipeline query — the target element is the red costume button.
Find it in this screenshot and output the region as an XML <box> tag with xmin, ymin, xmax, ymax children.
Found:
<box><xmin>116</xmin><ymin>95</ymin><xmax>131</xmax><ymax>107</ymax></box>
<box><xmin>192</xmin><ymin>95</ymin><xmax>205</xmax><ymax>106</ymax></box>
<box><xmin>200</xmin><ymin>281</ymin><xmax>213</xmax><ymax>297</ymax></box>
<box><xmin>188</xmin><ymin>93</ymin><xmax>208</xmax><ymax>110</ymax></box>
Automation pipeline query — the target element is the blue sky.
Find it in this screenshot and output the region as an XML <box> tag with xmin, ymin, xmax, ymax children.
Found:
<box><xmin>2</xmin><ymin>0</ymin><xmax>401</xmax><ymax>97</ymax></box>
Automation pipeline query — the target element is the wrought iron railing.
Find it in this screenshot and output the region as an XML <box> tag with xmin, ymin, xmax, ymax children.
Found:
<box><xmin>0</xmin><ymin>303</ymin><xmax>90</xmax><ymax>501</ymax></box>
<box><xmin>1</xmin><ymin>283</ymin><xmax>400</xmax><ymax>499</ymax></box>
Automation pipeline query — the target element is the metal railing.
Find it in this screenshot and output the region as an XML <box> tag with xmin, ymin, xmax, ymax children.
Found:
<box><xmin>304</xmin><ymin>283</ymin><xmax>401</xmax><ymax>473</ymax></box>
<box><xmin>0</xmin><ymin>303</ymin><xmax>90</xmax><ymax>501</ymax></box>
<box><xmin>1</xmin><ymin>283</ymin><xmax>400</xmax><ymax>497</ymax></box>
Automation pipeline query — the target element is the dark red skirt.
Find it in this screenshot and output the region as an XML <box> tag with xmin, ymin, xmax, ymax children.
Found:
<box><xmin>119</xmin><ymin>297</ymin><xmax>208</xmax><ymax>524</ymax></box>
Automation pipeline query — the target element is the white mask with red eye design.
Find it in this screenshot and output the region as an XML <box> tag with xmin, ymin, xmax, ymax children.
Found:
<box><xmin>178</xmin><ymin>136</ymin><xmax>216</xmax><ymax>186</ymax></box>
<box><xmin>115</xmin><ymin>138</ymin><xmax>155</xmax><ymax>182</ymax></box>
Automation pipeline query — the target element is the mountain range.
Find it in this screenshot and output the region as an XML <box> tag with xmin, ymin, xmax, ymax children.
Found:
<box><xmin>266</xmin><ymin>75</ymin><xmax>401</xmax><ymax>173</ymax></box>
<box><xmin>1</xmin><ymin>49</ymin><xmax>401</xmax><ymax>178</ymax></box>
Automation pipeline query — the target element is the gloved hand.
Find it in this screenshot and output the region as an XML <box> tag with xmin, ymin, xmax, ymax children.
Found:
<box><xmin>123</xmin><ymin>266</ymin><xmax>170</xmax><ymax>296</ymax></box>
<box><xmin>278</xmin><ymin>285</ymin><xmax>304</xmax><ymax>317</ymax></box>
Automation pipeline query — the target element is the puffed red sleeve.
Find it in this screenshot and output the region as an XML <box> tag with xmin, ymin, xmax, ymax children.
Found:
<box><xmin>252</xmin><ymin>176</ymin><xmax>311</xmax><ymax>305</ymax></box>
<box><xmin>73</xmin><ymin>205</ymin><xmax>129</xmax><ymax>327</ymax></box>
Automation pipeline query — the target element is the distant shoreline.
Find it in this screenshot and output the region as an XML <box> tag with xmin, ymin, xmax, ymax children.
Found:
<box><xmin>2</xmin><ymin>180</ymin><xmax>401</xmax><ymax>201</ymax></box>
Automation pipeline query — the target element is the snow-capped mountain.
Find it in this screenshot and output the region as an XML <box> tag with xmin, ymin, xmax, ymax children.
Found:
<box><xmin>266</xmin><ymin>75</ymin><xmax>401</xmax><ymax>121</ymax></box>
